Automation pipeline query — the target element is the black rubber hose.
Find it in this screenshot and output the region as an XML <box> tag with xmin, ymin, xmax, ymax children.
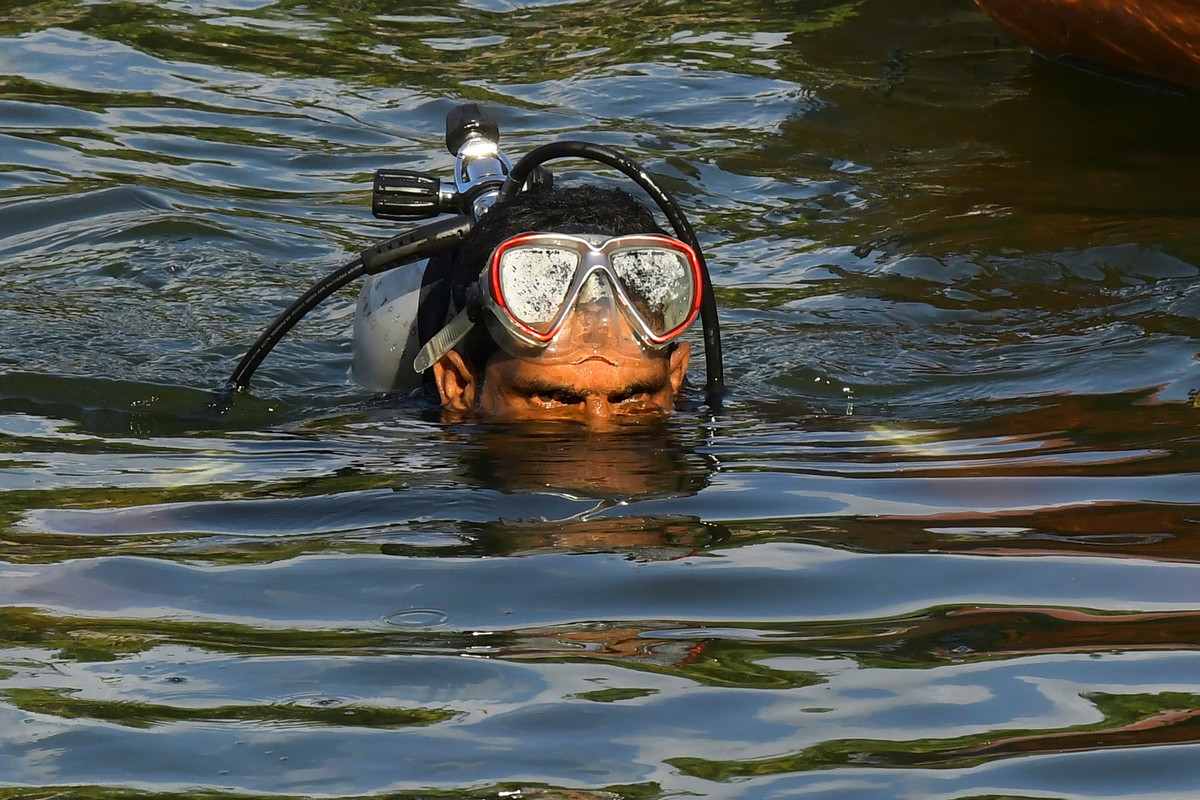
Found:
<box><xmin>500</xmin><ymin>141</ymin><xmax>726</xmax><ymax>409</ymax></box>
<box><xmin>211</xmin><ymin>215</ymin><xmax>473</xmax><ymax>412</ymax></box>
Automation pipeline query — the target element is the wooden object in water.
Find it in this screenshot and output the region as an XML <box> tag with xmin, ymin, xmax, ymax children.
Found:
<box><xmin>974</xmin><ymin>0</ymin><xmax>1200</xmax><ymax>92</ymax></box>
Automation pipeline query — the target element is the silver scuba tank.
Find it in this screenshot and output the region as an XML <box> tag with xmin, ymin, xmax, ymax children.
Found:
<box><xmin>350</xmin><ymin>261</ymin><xmax>427</xmax><ymax>393</ymax></box>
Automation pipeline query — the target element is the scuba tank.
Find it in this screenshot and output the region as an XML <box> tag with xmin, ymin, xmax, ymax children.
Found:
<box><xmin>214</xmin><ymin>103</ymin><xmax>725</xmax><ymax>411</ymax></box>
<box><xmin>349</xmin><ymin>250</ymin><xmax>428</xmax><ymax>393</ymax></box>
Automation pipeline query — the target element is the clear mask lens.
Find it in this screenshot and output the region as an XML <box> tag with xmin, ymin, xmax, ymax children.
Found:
<box><xmin>608</xmin><ymin>246</ymin><xmax>696</xmax><ymax>337</ymax></box>
<box><xmin>496</xmin><ymin>245</ymin><xmax>580</xmax><ymax>334</ymax></box>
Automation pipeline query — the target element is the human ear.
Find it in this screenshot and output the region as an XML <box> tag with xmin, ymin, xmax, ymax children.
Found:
<box><xmin>432</xmin><ymin>350</ymin><xmax>479</xmax><ymax>413</ymax></box>
<box><xmin>668</xmin><ymin>341</ymin><xmax>691</xmax><ymax>397</ymax></box>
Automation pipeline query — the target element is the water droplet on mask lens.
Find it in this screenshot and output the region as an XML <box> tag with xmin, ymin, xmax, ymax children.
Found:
<box><xmin>383</xmin><ymin>608</ymin><xmax>448</xmax><ymax>629</ymax></box>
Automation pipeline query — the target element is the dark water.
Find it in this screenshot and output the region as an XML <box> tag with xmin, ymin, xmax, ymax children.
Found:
<box><xmin>3</xmin><ymin>0</ymin><xmax>1200</xmax><ymax>798</ymax></box>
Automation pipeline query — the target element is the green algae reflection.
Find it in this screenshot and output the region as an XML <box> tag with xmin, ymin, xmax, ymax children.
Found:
<box><xmin>667</xmin><ymin>691</ymin><xmax>1200</xmax><ymax>779</ymax></box>
<box><xmin>3</xmin><ymin>686</ymin><xmax>456</xmax><ymax>729</ymax></box>
<box><xmin>2</xmin><ymin>0</ymin><xmax>866</xmax><ymax>90</ymax></box>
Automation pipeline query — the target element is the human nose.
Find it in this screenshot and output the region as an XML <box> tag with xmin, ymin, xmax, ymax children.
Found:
<box><xmin>583</xmin><ymin>395</ymin><xmax>616</xmax><ymax>427</ymax></box>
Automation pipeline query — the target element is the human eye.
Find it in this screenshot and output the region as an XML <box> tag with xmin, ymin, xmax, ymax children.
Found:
<box><xmin>609</xmin><ymin>387</ymin><xmax>665</xmax><ymax>414</ymax></box>
<box><xmin>611</xmin><ymin>389</ymin><xmax>649</xmax><ymax>405</ymax></box>
<box><xmin>527</xmin><ymin>389</ymin><xmax>585</xmax><ymax>408</ymax></box>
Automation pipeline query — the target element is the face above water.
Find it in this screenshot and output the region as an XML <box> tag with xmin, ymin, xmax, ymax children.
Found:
<box><xmin>475</xmin><ymin>343</ymin><xmax>690</xmax><ymax>425</ymax></box>
<box><xmin>434</xmin><ymin>300</ymin><xmax>692</xmax><ymax>427</ymax></box>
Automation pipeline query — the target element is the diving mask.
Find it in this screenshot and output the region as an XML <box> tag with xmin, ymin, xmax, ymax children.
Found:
<box><xmin>414</xmin><ymin>232</ymin><xmax>702</xmax><ymax>371</ymax></box>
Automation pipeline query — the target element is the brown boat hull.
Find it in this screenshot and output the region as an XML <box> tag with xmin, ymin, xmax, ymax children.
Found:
<box><xmin>974</xmin><ymin>0</ymin><xmax>1200</xmax><ymax>92</ymax></box>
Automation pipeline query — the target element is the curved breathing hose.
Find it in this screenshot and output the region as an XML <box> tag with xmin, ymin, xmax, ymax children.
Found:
<box><xmin>209</xmin><ymin>214</ymin><xmax>473</xmax><ymax>413</ymax></box>
<box><xmin>500</xmin><ymin>141</ymin><xmax>726</xmax><ymax>409</ymax></box>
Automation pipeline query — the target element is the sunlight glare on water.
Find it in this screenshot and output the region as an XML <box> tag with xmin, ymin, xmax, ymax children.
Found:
<box><xmin>1</xmin><ymin>0</ymin><xmax>1200</xmax><ymax>799</ymax></box>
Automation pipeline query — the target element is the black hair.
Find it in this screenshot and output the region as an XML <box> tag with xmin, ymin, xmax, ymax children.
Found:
<box><xmin>449</xmin><ymin>184</ymin><xmax>668</xmax><ymax>372</ymax></box>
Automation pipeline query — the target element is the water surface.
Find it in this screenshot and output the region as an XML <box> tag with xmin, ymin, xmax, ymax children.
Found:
<box><xmin>2</xmin><ymin>1</ymin><xmax>1199</xmax><ymax>798</ymax></box>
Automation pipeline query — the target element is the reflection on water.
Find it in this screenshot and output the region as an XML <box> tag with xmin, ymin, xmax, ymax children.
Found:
<box><xmin>2</xmin><ymin>0</ymin><xmax>1200</xmax><ymax>798</ymax></box>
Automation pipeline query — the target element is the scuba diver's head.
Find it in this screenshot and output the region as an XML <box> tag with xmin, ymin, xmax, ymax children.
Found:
<box><xmin>425</xmin><ymin>184</ymin><xmax>695</xmax><ymax>427</ymax></box>
<box><xmin>218</xmin><ymin>105</ymin><xmax>725</xmax><ymax>416</ymax></box>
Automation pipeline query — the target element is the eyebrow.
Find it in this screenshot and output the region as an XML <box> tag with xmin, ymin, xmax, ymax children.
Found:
<box><xmin>510</xmin><ymin>375</ymin><xmax>665</xmax><ymax>400</ymax></box>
